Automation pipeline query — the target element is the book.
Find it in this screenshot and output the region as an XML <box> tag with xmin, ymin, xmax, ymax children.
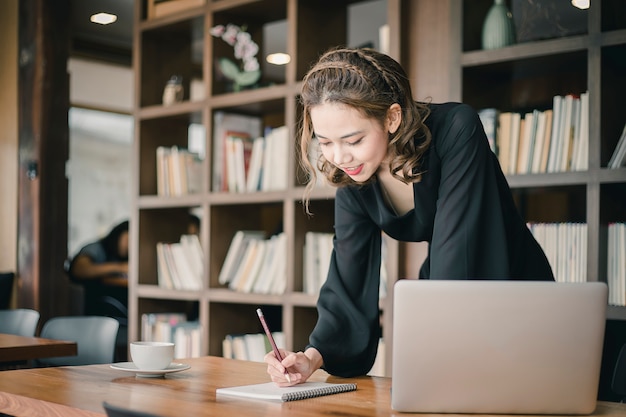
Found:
<box><xmin>608</xmin><ymin>122</ymin><xmax>626</xmax><ymax>169</ymax></box>
<box><xmin>218</xmin><ymin>230</ymin><xmax>265</xmax><ymax>285</ymax></box>
<box><xmin>538</xmin><ymin>109</ymin><xmax>553</xmax><ymax>173</ymax></box>
<box><xmin>496</xmin><ymin>112</ymin><xmax>513</xmax><ymax>173</ymax></box>
<box><xmin>261</xmin><ymin>126</ymin><xmax>289</xmax><ymax>191</ymax></box>
<box><xmin>547</xmin><ymin>94</ymin><xmax>563</xmax><ymax>173</ymax></box>
<box><xmin>216</xmin><ymin>381</ymin><xmax>357</xmax><ymax>402</ymax></box>
<box><xmin>212</xmin><ymin>111</ymin><xmax>262</xmax><ymax>192</ymax></box>
<box><xmin>508</xmin><ymin>112</ymin><xmax>521</xmax><ymax>175</ymax></box>
<box><xmin>530</xmin><ymin>110</ymin><xmax>547</xmax><ymax>174</ymax></box>
<box><xmin>478</xmin><ymin>107</ymin><xmax>499</xmax><ymax>155</ymax></box>
<box><xmin>246</xmin><ymin>137</ymin><xmax>265</xmax><ymax>192</ymax></box>
<box><xmin>516</xmin><ymin>112</ymin><xmax>532</xmax><ymax>174</ymax></box>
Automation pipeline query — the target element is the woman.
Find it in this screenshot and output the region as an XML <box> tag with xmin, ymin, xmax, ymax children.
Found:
<box><xmin>264</xmin><ymin>47</ymin><xmax>554</xmax><ymax>385</ymax></box>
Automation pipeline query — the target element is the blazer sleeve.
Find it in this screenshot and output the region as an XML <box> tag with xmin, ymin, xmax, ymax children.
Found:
<box><xmin>427</xmin><ymin>104</ymin><xmax>512</xmax><ymax>279</ymax></box>
<box><xmin>307</xmin><ymin>186</ymin><xmax>383</xmax><ymax>377</ymax></box>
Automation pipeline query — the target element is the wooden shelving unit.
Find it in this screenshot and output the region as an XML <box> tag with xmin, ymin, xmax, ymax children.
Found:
<box><xmin>129</xmin><ymin>0</ymin><xmax>626</xmax><ymax>382</ymax></box>
<box><xmin>129</xmin><ymin>0</ymin><xmax>401</xmax><ymax>376</ymax></box>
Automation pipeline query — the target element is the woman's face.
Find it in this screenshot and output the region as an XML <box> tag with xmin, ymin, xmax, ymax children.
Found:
<box><xmin>310</xmin><ymin>102</ymin><xmax>394</xmax><ymax>183</ymax></box>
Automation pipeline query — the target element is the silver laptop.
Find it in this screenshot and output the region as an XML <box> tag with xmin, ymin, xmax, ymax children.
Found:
<box><xmin>391</xmin><ymin>280</ymin><xmax>607</xmax><ymax>414</ymax></box>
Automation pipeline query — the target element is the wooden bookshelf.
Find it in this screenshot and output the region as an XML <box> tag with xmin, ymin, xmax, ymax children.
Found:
<box><xmin>130</xmin><ymin>0</ymin><xmax>626</xmax><ymax>381</ymax></box>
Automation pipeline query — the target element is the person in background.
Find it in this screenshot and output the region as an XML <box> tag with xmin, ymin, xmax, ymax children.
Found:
<box><xmin>264</xmin><ymin>47</ymin><xmax>554</xmax><ymax>385</ymax></box>
<box><xmin>67</xmin><ymin>220</ymin><xmax>129</xmax><ymax>317</ymax></box>
<box><xmin>187</xmin><ymin>213</ymin><xmax>201</xmax><ymax>236</ymax></box>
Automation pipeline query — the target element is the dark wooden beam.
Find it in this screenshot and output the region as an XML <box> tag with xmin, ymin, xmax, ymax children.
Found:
<box><xmin>18</xmin><ymin>0</ymin><xmax>71</xmax><ymax>322</ymax></box>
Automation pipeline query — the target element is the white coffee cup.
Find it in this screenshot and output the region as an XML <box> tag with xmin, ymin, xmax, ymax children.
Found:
<box><xmin>130</xmin><ymin>341</ymin><xmax>175</xmax><ymax>370</ymax></box>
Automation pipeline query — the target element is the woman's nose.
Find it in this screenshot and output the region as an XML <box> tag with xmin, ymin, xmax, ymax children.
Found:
<box><xmin>333</xmin><ymin>145</ymin><xmax>352</xmax><ymax>165</ymax></box>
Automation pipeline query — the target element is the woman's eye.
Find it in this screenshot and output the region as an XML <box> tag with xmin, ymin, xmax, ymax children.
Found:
<box><xmin>347</xmin><ymin>138</ymin><xmax>363</xmax><ymax>146</ymax></box>
<box><xmin>318</xmin><ymin>141</ymin><xmax>331</xmax><ymax>147</ymax></box>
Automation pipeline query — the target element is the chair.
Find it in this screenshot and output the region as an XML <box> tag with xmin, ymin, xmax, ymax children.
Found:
<box><xmin>64</xmin><ymin>259</ymin><xmax>129</xmax><ymax>361</ymax></box>
<box><xmin>103</xmin><ymin>401</ymin><xmax>165</xmax><ymax>417</ymax></box>
<box><xmin>0</xmin><ymin>272</ymin><xmax>15</xmax><ymax>309</ymax></box>
<box><xmin>37</xmin><ymin>316</ymin><xmax>119</xmax><ymax>367</ymax></box>
<box><xmin>0</xmin><ymin>308</ymin><xmax>40</xmax><ymax>336</ymax></box>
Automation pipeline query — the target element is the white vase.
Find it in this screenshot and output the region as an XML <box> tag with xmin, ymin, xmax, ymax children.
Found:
<box><xmin>481</xmin><ymin>0</ymin><xmax>516</xmax><ymax>50</ymax></box>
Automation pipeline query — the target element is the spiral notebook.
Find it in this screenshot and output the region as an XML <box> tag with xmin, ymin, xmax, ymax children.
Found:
<box><xmin>216</xmin><ymin>381</ymin><xmax>357</xmax><ymax>402</ymax></box>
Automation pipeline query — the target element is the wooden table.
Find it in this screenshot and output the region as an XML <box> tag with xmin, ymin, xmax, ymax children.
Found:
<box><xmin>0</xmin><ymin>333</ymin><xmax>77</xmax><ymax>362</ymax></box>
<box><xmin>0</xmin><ymin>356</ymin><xmax>625</xmax><ymax>417</ymax></box>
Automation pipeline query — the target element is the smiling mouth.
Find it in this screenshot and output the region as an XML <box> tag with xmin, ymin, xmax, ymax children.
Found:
<box><xmin>343</xmin><ymin>164</ymin><xmax>363</xmax><ymax>176</ymax></box>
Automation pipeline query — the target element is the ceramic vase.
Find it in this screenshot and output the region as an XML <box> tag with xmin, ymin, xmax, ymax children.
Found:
<box><xmin>481</xmin><ymin>0</ymin><xmax>516</xmax><ymax>50</ymax></box>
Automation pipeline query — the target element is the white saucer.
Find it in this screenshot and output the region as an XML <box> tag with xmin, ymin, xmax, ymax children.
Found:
<box><xmin>110</xmin><ymin>362</ymin><xmax>190</xmax><ymax>378</ymax></box>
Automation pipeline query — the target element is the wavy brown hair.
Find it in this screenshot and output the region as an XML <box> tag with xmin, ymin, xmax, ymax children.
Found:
<box><xmin>299</xmin><ymin>47</ymin><xmax>431</xmax><ymax>213</ymax></box>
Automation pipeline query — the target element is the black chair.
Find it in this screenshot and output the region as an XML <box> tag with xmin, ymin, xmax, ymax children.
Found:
<box><xmin>612</xmin><ymin>343</ymin><xmax>626</xmax><ymax>402</ymax></box>
<box><xmin>0</xmin><ymin>272</ymin><xmax>15</xmax><ymax>309</ymax></box>
<box><xmin>103</xmin><ymin>401</ymin><xmax>165</xmax><ymax>417</ymax></box>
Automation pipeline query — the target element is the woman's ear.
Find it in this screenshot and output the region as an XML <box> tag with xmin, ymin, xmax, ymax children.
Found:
<box><xmin>387</xmin><ymin>103</ymin><xmax>402</xmax><ymax>134</ymax></box>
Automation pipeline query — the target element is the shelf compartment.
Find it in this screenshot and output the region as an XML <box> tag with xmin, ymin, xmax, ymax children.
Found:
<box><xmin>601</xmin><ymin>44</ymin><xmax>626</xmax><ymax>167</ymax></box>
<box><xmin>512</xmin><ymin>185</ymin><xmax>587</xmax><ymax>224</ymax></box>
<box><xmin>209</xmin><ymin>202</ymin><xmax>283</xmax><ymax>288</ymax></box>
<box><xmin>463</xmin><ymin>50</ymin><xmax>587</xmax><ymax>112</ymax></box>
<box><xmin>211</xmin><ymin>0</ymin><xmax>288</xmax><ymax>94</ymax></box>
<box><xmin>600</xmin><ymin>183</ymin><xmax>626</xmax><ymax>225</ymax></box>
<box><xmin>294</xmin><ymin>198</ymin><xmax>334</xmax><ymax>293</ymax></box>
<box><xmin>602</xmin><ymin>0</ymin><xmax>626</xmax><ymax>32</ymax></box>
<box><xmin>138</xmin><ymin>112</ymin><xmax>204</xmax><ymax>197</ymax></box>
<box><xmin>295</xmin><ymin>0</ymin><xmax>389</xmax><ymax>81</ymax></box>
<box><xmin>138</xmin><ymin>206</ymin><xmax>203</xmax><ymax>286</ymax></box>
<box><xmin>463</xmin><ymin>0</ymin><xmax>588</xmax><ymax>53</ymax></box>
<box><xmin>292</xmin><ymin>306</ymin><xmax>317</xmax><ymax>352</ymax></box>
<box><xmin>208</xmin><ymin>302</ymin><xmax>282</xmax><ymax>357</ymax></box>
<box><xmin>136</xmin><ymin>297</ymin><xmax>199</xmax><ymax>339</ymax></box>
<box><xmin>140</xmin><ymin>16</ymin><xmax>204</xmax><ymax>107</ymax></box>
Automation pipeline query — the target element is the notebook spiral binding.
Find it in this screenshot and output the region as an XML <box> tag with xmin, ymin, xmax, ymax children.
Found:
<box><xmin>282</xmin><ymin>383</ymin><xmax>357</xmax><ymax>401</ymax></box>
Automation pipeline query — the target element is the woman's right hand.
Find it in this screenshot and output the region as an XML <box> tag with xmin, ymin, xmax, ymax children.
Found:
<box><xmin>264</xmin><ymin>347</ymin><xmax>323</xmax><ymax>386</ymax></box>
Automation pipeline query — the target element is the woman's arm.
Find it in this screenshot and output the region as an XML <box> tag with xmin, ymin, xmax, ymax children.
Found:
<box><xmin>307</xmin><ymin>187</ymin><xmax>383</xmax><ymax>377</ymax></box>
<box><xmin>70</xmin><ymin>254</ymin><xmax>128</xmax><ymax>280</ymax></box>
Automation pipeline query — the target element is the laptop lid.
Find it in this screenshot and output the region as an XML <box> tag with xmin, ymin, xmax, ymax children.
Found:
<box><xmin>391</xmin><ymin>280</ymin><xmax>607</xmax><ymax>414</ymax></box>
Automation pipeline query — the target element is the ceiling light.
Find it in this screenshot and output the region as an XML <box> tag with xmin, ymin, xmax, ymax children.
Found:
<box><xmin>266</xmin><ymin>53</ymin><xmax>291</xmax><ymax>66</ymax></box>
<box><xmin>571</xmin><ymin>0</ymin><xmax>590</xmax><ymax>9</ymax></box>
<box><xmin>90</xmin><ymin>12</ymin><xmax>118</xmax><ymax>25</ymax></box>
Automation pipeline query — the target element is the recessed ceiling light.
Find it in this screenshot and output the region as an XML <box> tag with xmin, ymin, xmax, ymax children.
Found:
<box><xmin>90</xmin><ymin>12</ymin><xmax>118</xmax><ymax>25</ymax></box>
<box><xmin>571</xmin><ymin>0</ymin><xmax>590</xmax><ymax>9</ymax></box>
<box><xmin>266</xmin><ymin>53</ymin><xmax>291</xmax><ymax>66</ymax></box>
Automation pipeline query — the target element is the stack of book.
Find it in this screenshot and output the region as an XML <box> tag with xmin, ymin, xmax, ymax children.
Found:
<box><xmin>218</xmin><ymin>231</ymin><xmax>287</xmax><ymax>294</ymax></box>
<box><xmin>156</xmin><ymin>146</ymin><xmax>202</xmax><ymax>196</ymax></box>
<box><xmin>156</xmin><ymin>234</ymin><xmax>203</xmax><ymax>290</ymax></box>
<box><xmin>222</xmin><ymin>331</ymin><xmax>285</xmax><ymax>363</ymax></box>
<box><xmin>479</xmin><ymin>91</ymin><xmax>589</xmax><ymax>175</ymax></box>
<box><xmin>527</xmin><ymin>222</ymin><xmax>587</xmax><ymax>284</ymax></box>
<box><xmin>212</xmin><ymin>111</ymin><xmax>289</xmax><ymax>193</ymax></box>
<box><xmin>141</xmin><ymin>312</ymin><xmax>201</xmax><ymax>359</ymax></box>
<box><xmin>608</xmin><ymin>223</ymin><xmax>626</xmax><ymax>306</ymax></box>
<box><xmin>302</xmin><ymin>232</ymin><xmax>334</xmax><ymax>295</ymax></box>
